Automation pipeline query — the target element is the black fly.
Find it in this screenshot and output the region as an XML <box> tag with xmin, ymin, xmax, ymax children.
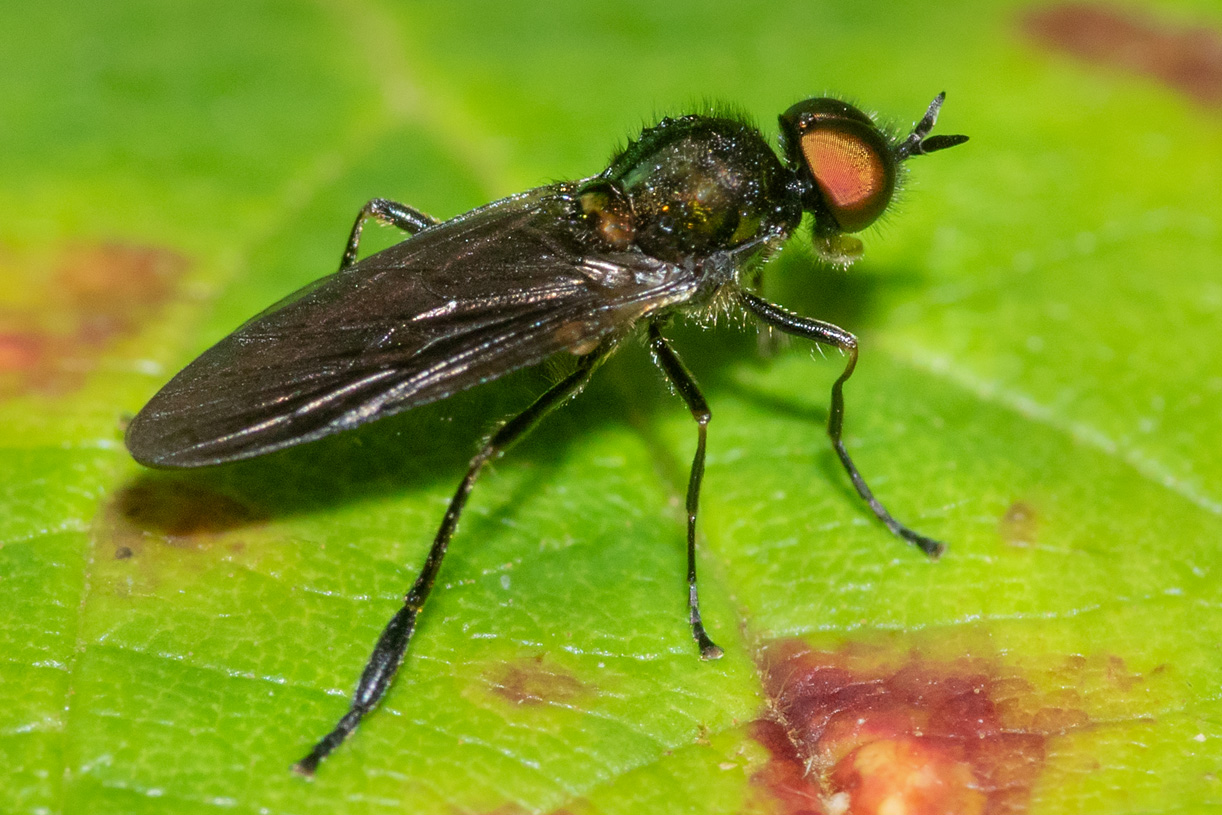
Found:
<box><xmin>125</xmin><ymin>93</ymin><xmax>968</xmax><ymax>774</ymax></box>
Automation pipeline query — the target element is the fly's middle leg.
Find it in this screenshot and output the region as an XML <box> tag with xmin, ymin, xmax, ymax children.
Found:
<box><xmin>648</xmin><ymin>321</ymin><xmax>724</xmax><ymax>660</ymax></box>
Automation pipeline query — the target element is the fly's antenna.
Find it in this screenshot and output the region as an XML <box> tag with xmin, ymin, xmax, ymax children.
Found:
<box><xmin>895</xmin><ymin>92</ymin><xmax>969</xmax><ymax>160</ymax></box>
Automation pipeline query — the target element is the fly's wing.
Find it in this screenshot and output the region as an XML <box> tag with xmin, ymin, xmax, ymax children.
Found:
<box><xmin>126</xmin><ymin>184</ymin><xmax>699</xmax><ymax>468</ymax></box>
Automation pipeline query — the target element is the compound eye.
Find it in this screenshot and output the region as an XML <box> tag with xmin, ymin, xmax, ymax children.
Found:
<box><xmin>800</xmin><ymin>119</ymin><xmax>896</xmax><ymax>233</ymax></box>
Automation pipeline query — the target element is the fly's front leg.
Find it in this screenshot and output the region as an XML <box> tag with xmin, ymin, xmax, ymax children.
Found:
<box><xmin>648</xmin><ymin>322</ymin><xmax>724</xmax><ymax>660</ymax></box>
<box><xmin>294</xmin><ymin>345</ymin><xmax>612</xmax><ymax>775</ymax></box>
<box><xmin>340</xmin><ymin>198</ymin><xmax>440</xmax><ymax>270</ymax></box>
<box><xmin>738</xmin><ymin>291</ymin><xmax>945</xmax><ymax>559</ymax></box>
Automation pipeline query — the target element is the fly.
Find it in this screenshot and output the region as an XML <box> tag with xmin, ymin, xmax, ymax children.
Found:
<box><xmin>125</xmin><ymin>92</ymin><xmax>968</xmax><ymax>774</ymax></box>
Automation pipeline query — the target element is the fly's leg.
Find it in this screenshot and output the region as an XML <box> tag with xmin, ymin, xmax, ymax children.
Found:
<box><xmin>294</xmin><ymin>345</ymin><xmax>613</xmax><ymax>775</ymax></box>
<box><xmin>738</xmin><ymin>291</ymin><xmax>945</xmax><ymax>559</ymax></box>
<box><xmin>648</xmin><ymin>323</ymin><xmax>724</xmax><ymax>660</ymax></box>
<box><xmin>340</xmin><ymin>198</ymin><xmax>440</xmax><ymax>270</ymax></box>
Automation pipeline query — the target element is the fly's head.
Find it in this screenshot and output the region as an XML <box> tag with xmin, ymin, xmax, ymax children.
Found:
<box><xmin>779</xmin><ymin>93</ymin><xmax>968</xmax><ymax>265</ymax></box>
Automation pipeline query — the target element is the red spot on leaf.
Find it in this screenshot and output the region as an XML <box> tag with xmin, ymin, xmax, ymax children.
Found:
<box><xmin>0</xmin><ymin>332</ymin><xmax>48</xmax><ymax>372</ymax></box>
<box><xmin>750</xmin><ymin>718</ymin><xmax>829</xmax><ymax>814</ymax></box>
<box><xmin>749</xmin><ymin>639</ymin><xmax>1097</xmax><ymax>815</ymax></box>
<box><xmin>832</xmin><ymin>736</ymin><xmax>984</xmax><ymax>815</ymax></box>
<box><xmin>56</xmin><ymin>243</ymin><xmax>183</xmax><ymax>340</ymax></box>
<box><xmin>1024</xmin><ymin>4</ymin><xmax>1222</xmax><ymax>106</ymax></box>
<box><xmin>0</xmin><ymin>242</ymin><xmax>188</xmax><ymax>396</ymax></box>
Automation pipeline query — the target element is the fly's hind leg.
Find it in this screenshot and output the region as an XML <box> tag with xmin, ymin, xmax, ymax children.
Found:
<box><xmin>294</xmin><ymin>344</ymin><xmax>613</xmax><ymax>775</ymax></box>
<box><xmin>340</xmin><ymin>198</ymin><xmax>440</xmax><ymax>270</ymax></box>
<box><xmin>648</xmin><ymin>322</ymin><xmax>724</xmax><ymax>660</ymax></box>
<box><xmin>738</xmin><ymin>291</ymin><xmax>945</xmax><ymax>559</ymax></box>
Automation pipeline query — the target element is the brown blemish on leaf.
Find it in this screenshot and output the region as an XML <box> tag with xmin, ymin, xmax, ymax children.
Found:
<box><xmin>1106</xmin><ymin>654</ymin><xmax>1141</xmax><ymax>692</ymax></box>
<box><xmin>486</xmin><ymin>654</ymin><xmax>589</xmax><ymax>707</ymax></box>
<box><xmin>1023</xmin><ymin>4</ymin><xmax>1222</xmax><ymax>107</ymax></box>
<box><xmin>100</xmin><ymin>477</ymin><xmax>267</xmax><ymax>557</ymax></box>
<box><xmin>999</xmin><ymin>500</ymin><xmax>1038</xmax><ymax>547</ymax></box>
<box><xmin>0</xmin><ymin>242</ymin><xmax>188</xmax><ymax>396</ymax></box>
<box><xmin>478</xmin><ymin>806</ymin><xmax>533</xmax><ymax>815</ymax></box>
<box><xmin>1029</xmin><ymin>706</ymin><xmax>1090</xmax><ymax>732</ymax></box>
<box><xmin>749</xmin><ymin>639</ymin><xmax>1101</xmax><ymax>815</ymax></box>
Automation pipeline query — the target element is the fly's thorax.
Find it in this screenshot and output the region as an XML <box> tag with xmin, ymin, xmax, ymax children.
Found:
<box><xmin>604</xmin><ymin>115</ymin><xmax>799</xmax><ymax>264</ymax></box>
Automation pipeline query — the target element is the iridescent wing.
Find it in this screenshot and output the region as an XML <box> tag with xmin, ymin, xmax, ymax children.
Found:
<box><xmin>126</xmin><ymin>184</ymin><xmax>699</xmax><ymax>467</ymax></box>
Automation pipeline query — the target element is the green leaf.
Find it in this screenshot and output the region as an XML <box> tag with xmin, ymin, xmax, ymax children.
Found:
<box><xmin>3</xmin><ymin>0</ymin><xmax>1220</xmax><ymax>813</ymax></box>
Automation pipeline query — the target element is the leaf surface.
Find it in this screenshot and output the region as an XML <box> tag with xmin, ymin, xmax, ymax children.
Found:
<box><xmin>1</xmin><ymin>1</ymin><xmax>1220</xmax><ymax>813</ymax></box>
